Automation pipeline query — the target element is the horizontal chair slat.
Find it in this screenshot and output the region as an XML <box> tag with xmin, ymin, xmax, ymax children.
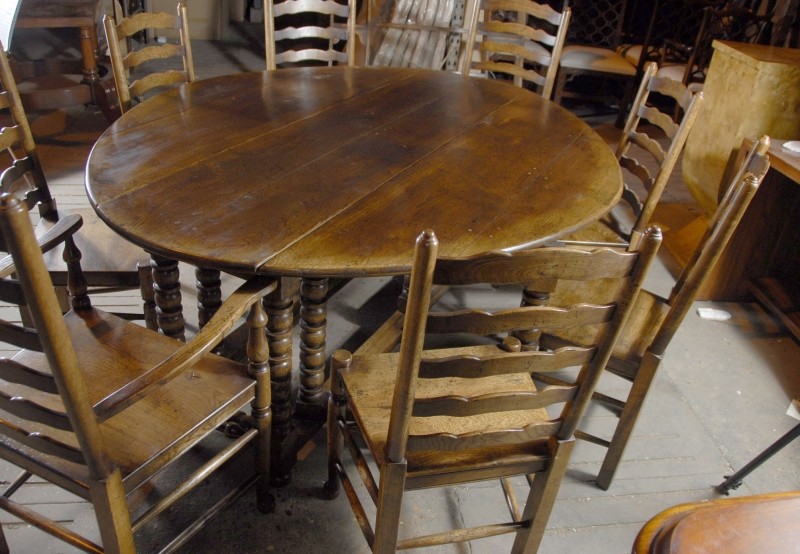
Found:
<box><xmin>0</xmin><ymin>358</ymin><xmax>57</xmax><ymax>392</ymax></box>
<box><xmin>408</xmin><ymin>419</ymin><xmax>561</xmax><ymax>451</ymax></box>
<box><xmin>418</xmin><ymin>345</ymin><xmax>596</xmax><ymax>378</ymax></box>
<box><xmin>413</xmin><ymin>384</ymin><xmax>577</xmax><ymax>417</ymax></box>
<box><xmin>426</xmin><ymin>304</ymin><xmax>615</xmax><ymax>335</ymax></box>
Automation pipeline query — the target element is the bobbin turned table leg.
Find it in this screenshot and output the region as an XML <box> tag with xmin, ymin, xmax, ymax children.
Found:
<box><xmin>264</xmin><ymin>278</ymin><xmax>294</xmax><ymax>486</ymax></box>
<box><xmin>195</xmin><ymin>267</ymin><xmax>222</xmax><ymax>328</ymax></box>
<box><xmin>150</xmin><ymin>254</ymin><xmax>185</xmax><ymax>341</ymax></box>
<box><xmin>296</xmin><ymin>277</ymin><xmax>328</xmax><ymax>420</ymax></box>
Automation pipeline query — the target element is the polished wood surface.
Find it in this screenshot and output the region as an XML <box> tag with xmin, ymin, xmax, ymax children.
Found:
<box><xmin>86</xmin><ymin>66</ymin><xmax>623</xmax><ymax>278</ymax></box>
<box><xmin>632</xmin><ymin>491</ymin><xmax>800</xmax><ymax>554</ymax></box>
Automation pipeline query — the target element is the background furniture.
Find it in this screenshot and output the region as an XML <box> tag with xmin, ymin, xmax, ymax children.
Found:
<box><xmin>462</xmin><ymin>0</ymin><xmax>570</xmax><ymax>97</ymax></box>
<box><xmin>553</xmin><ymin>0</ymin><xmax>637</xmax><ymax>119</ymax></box>
<box><xmin>0</xmin><ymin>193</ymin><xmax>277</xmax><ymax>552</ymax></box>
<box><xmin>7</xmin><ymin>0</ymin><xmax>119</xmax><ymax>121</ymax></box>
<box><xmin>104</xmin><ymin>1</ymin><xmax>196</xmax><ymax>114</ymax></box>
<box><xmin>698</xmin><ymin>138</ymin><xmax>800</xmax><ymax>339</ymax></box>
<box><xmin>0</xmin><ymin>44</ymin><xmax>154</xmax><ymax>326</ymax></box>
<box><xmin>682</xmin><ymin>40</ymin><xmax>800</xmax><ymax>214</ymax></box>
<box><xmin>84</xmin><ymin>65</ymin><xmax>624</xmax><ymax>486</ymax></box>
<box><xmin>264</xmin><ymin>0</ymin><xmax>357</xmax><ymax>69</ymax></box>
<box><xmin>325</xmin><ymin>227</ymin><xmax>662</xmax><ymax>552</ymax></box>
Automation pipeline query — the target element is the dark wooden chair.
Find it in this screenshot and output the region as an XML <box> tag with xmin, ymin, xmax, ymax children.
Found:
<box><xmin>0</xmin><ymin>191</ymin><xmax>277</xmax><ymax>552</ymax></box>
<box><xmin>324</xmin><ymin>227</ymin><xmax>662</xmax><ymax>552</ymax></box>
<box><xmin>558</xmin><ymin>61</ymin><xmax>704</xmax><ymax>250</ymax></box>
<box><xmin>462</xmin><ymin>0</ymin><xmax>571</xmax><ymax>98</ymax></box>
<box><xmin>103</xmin><ymin>1</ymin><xmax>196</xmax><ymax>114</ymax></box>
<box><xmin>0</xmin><ymin>43</ymin><xmax>156</xmax><ymax>326</ymax></box>
<box><xmin>264</xmin><ymin>0</ymin><xmax>357</xmax><ymax>69</ymax></box>
<box><xmin>553</xmin><ymin>0</ymin><xmax>638</xmax><ymax>115</ymax></box>
<box><xmin>537</xmin><ymin>136</ymin><xmax>772</xmax><ymax>490</ymax></box>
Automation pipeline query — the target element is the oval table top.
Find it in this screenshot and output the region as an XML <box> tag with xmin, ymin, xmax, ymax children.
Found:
<box><xmin>87</xmin><ymin>66</ymin><xmax>622</xmax><ymax>278</ymax></box>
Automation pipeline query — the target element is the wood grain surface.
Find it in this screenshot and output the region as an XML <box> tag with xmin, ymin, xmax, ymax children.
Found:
<box><xmin>87</xmin><ymin>66</ymin><xmax>622</xmax><ymax>277</ymax></box>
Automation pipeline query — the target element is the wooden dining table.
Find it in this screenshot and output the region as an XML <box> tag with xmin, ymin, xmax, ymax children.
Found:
<box><xmin>86</xmin><ymin>65</ymin><xmax>622</xmax><ymax>483</ymax></box>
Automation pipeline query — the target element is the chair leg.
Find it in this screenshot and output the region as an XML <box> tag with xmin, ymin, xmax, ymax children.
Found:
<box><xmin>0</xmin><ymin>523</ymin><xmax>9</xmax><ymax>554</ymax></box>
<box><xmin>89</xmin><ymin>470</ymin><xmax>136</xmax><ymax>554</ymax></box>
<box><xmin>373</xmin><ymin>461</ymin><xmax>407</xmax><ymax>554</ymax></box>
<box><xmin>511</xmin><ymin>437</ymin><xmax>574</xmax><ymax>554</ymax></box>
<box><xmin>137</xmin><ymin>260</ymin><xmax>158</xmax><ymax>331</ymax></box>
<box><xmin>596</xmin><ymin>352</ymin><xmax>662</xmax><ymax>491</ymax></box>
<box><xmin>246</xmin><ymin>300</ymin><xmax>275</xmax><ymax>513</ymax></box>
<box><xmin>324</xmin><ymin>350</ymin><xmax>349</xmax><ymax>498</ymax></box>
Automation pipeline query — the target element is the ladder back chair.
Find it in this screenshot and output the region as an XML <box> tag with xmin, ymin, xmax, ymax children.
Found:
<box><xmin>553</xmin><ymin>0</ymin><xmax>638</xmax><ymax>116</ymax></box>
<box><xmin>559</xmin><ymin>62</ymin><xmax>704</xmax><ymax>250</ymax></box>
<box><xmin>264</xmin><ymin>0</ymin><xmax>358</xmax><ymax>69</ymax></box>
<box><xmin>536</xmin><ymin>136</ymin><xmax>772</xmax><ymax>490</ymax></box>
<box><xmin>462</xmin><ymin>0</ymin><xmax>571</xmax><ymax>98</ymax></box>
<box><xmin>0</xmin><ymin>192</ymin><xmax>278</xmax><ymax>552</ymax></box>
<box><xmin>103</xmin><ymin>2</ymin><xmax>196</xmax><ymax>114</ymax></box>
<box><xmin>324</xmin><ymin>227</ymin><xmax>662</xmax><ymax>553</ymax></box>
<box><xmin>0</xmin><ymin>43</ymin><xmax>155</xmax><ymax>327</ymax></box>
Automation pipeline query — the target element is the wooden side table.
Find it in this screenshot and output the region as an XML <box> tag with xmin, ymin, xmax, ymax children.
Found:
<box><xmin>8</xmin><ymin>0</ymin><xmax>119</xmax><ymax>120</ymax></box>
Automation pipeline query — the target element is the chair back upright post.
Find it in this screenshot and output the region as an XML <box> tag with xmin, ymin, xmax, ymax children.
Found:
<box><xmin>265</xmin><ymin>0</ymin><xmax>358</xmax><ymax>70</ymax></box>
<box><xmin>0</xmin><ymin>43</ymin><xmax>56</xmax><ymax>219</ymax></box>
<box><xmin>104</xmin><ymin>2</ymin><xmax>196</xmax><ymax>114</ymax></box>
<box><xmin>462</xmin><ymin>0</ymin><xmax>571</xmax><ymax>97</ymax></box>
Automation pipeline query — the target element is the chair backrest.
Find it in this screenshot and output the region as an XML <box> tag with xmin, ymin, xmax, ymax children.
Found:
<box><xmin>681</xmin><ymin>5</ymin><xmax>770</xmax><ymax>87</ymax></box>
<box><xmin>264</xmin><ymin>0</ymin><xmax>357</xmax><ymax>70</ymax></box>
<box><xmin>462</xmin><ymin>0</ymin><xmax>571</xmax><ymax>97</ymax></box>
<box><xmin>0</xmin><ymin>44</ymin><xmax>57</xmax><ymax>220</ymax></box>
<box><xmin>564</xmin><ymin>0</ymin><xmax>628</xmax><ymax>49</ymax></box>
<box><xmin>103</xmin><ymin>2</ymin><xmax>196</xmax><ymax>113</ymax></box>
<box><xmin>617</xmin><ymin>61</ymin><xmax>704</xmax><ymax>249</ymax></box>
<box><xmin>383</xmin><ymin>226</ymin><xmax>661</xmax><ymax>460</ymax></box>
<box><xmin>0</xmin><ymin>194</ymin><xmax>109</xmax><ymax>479</ymax></box>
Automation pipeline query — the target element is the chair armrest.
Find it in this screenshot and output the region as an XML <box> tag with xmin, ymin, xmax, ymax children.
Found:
<box><xmin>0</xmin><ymin>214</ymin><xmax>83</xmax><ymax>278</ymax></box>
<box><xmin>94</xmin><ymin>274</ymin><xmax>278</xmax><ymax>421</ymax></box>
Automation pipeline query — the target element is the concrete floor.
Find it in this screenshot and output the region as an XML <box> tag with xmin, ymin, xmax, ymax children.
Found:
<box><xmin>1</xmin><ymin>24</ymin><xmax>799</xmax><ymax>553</ymax></box>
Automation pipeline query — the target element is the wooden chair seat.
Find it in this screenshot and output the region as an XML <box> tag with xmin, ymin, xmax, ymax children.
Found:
<box><xmin>341</xmin><ymin>344</ymin><xmax>550</xmax><ymax>478</ymax></box>
<box><xmin>559</xmin><ymin>45</ymin><xmax>638</xmax><ymax>75</ymax></box>
<box><xmin>4</xmin><ymin>306</ymin><xmax>254</xmax><ymax>495</ymax></box>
